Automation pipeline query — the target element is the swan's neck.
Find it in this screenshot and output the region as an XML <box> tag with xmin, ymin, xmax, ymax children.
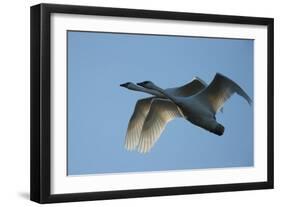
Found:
<box><xmin>150</xmin><ymin>85</ymin><xmax>179</xmax><ymax>105</ymax></box>
<box><xmin>129</xmin><ymin>85</ymin><xmax>162</xmax><ymax>97</ymax></box>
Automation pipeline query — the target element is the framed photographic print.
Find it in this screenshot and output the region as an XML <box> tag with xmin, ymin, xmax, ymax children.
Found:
<box><xmin>30</xmin><ymin>3</ymin><xmax>274</xmax><ymax>203</ymax></box>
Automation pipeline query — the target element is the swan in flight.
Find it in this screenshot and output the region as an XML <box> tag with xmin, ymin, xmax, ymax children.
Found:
<box><xmin>120</xmin><ymin>78</ymin><xmax>208</xmax><ymax>152</ymax></box>
<box><xmin>137</xmin><ymin>73</ymin><xmax>252</xmax><ymax>143</ymax></box>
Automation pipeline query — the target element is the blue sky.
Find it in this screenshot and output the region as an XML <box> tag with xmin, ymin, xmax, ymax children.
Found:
<box><xmin>67</xmin><ymin>31</ymin><xmax>253</xmax><ymax>175</ymax></box>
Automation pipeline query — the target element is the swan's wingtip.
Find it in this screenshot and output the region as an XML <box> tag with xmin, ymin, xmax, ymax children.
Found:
<box><xmin>248</xmin><ymin>98</ymin><xmax>253</xmax><ymax>106</ymax></box>
<box><xmin>124</xmin><ymin>146</ymin><xmax>135</xmax><ymax>152</ymax></box>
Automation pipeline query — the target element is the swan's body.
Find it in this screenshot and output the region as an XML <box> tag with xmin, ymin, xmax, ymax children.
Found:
<box><xmin>120</xmin><ymin>78</ymin><xmax>207</xmax><ymax>152</ymax></box>
<box><xmin>138</xmin><ymin>73</ymin><xmax>252</xmax><ymax>138</ymax></box>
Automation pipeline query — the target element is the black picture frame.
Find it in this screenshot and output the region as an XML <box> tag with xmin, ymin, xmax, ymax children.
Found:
<box><xmin>30</xmin><ymin>3</ymin><xmax>274</xmax><ymax>204</ymax></box>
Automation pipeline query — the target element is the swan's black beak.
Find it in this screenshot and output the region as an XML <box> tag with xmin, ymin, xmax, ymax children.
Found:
<box><xmin>120</xmin><ymin>83</ymin><xmax>127</xmax><ymax>87</ymax></box>
<box><xmin>137</xmin><ymin>81</ymin><xmax>149</xmax><ymax>87</ymax></box>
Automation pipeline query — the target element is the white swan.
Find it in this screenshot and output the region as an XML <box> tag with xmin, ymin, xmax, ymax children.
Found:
<box><xmin>137</xmin><ymin>73</ymin><xmax>252</xmax><ymax>143</ymax></box>
<box><xmin>120</xmin><ymin>78</ymin><xmax>207</xmax><ymax>151</ymax></box>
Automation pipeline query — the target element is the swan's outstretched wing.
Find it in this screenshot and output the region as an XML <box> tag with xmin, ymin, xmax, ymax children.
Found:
<box><xmin>167</xmin><ymin>77</ymin><xmax>207</xmax><ymax>96</ymax></box>
<box><xmin>137</xmin><ymin>99</ymin><xmax>181</xmax><ymax>153</ymax></box>
<box><xmin>124</xmin><ymin>97</ymin><xmax>153</xmax><ymax>151</ymax></box>
<box><xmin>196</xmin><ymin>73</ymin><xmax>252</xmax><ymax>113</ymax></box>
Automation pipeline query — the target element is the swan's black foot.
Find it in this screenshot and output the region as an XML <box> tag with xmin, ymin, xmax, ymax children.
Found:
<box><xmin>213</xmin><ymin>124</ymin><xmax>225</xmax><ymax>136</ymax></box>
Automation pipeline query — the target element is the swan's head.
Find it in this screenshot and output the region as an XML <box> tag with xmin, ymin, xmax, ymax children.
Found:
<box><xmin>120</xmin><ymin>82</ymin><xmax>146</xmax><ymax>91</ymax></box>
<box><xmin>137</xmin><ymin>81</ymin><xmax>156</xmax><ymax>90</ymax></box>
<box><xmin>120</xmin><ymin>82</ymin><xmax>135</xmax><ymax>89</ymax></box>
